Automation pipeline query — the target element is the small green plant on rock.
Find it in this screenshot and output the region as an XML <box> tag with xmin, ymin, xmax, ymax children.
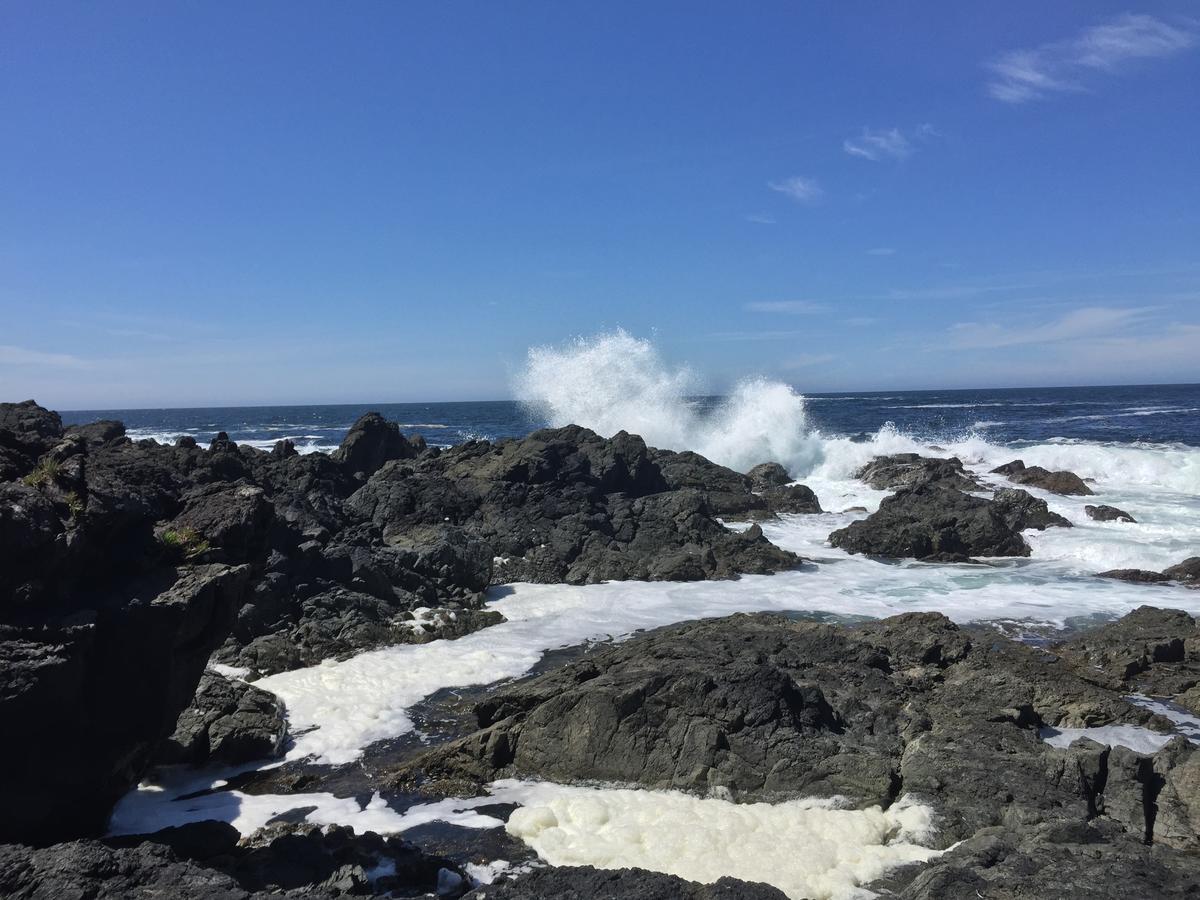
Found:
<box><xmin>62</xmin><ymin>491</ymin><xmax>85</xmax><ymax>519</ymax></box>
<box><xmin>22</xmin><ymin>458</ymin><xmax>62</xmax><ymax>488</ymax></box>
<box><xmin>160</xmin><ymin>526</ymin><xmax>211</xmax><ymax>560</ymax></box>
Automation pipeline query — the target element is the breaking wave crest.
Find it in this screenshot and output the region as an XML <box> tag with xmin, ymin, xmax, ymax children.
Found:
<box><xmin>515</xmin><ymin>330</ymin><xmax>825</xmax><ymax>476</ymax></box>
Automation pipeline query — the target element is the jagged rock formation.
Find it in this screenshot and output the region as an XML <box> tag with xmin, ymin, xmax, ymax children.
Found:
<box><xmin>992</xmin><ymin>459</ymin><xmax>1093</xmax><ymax>495</ymax></box>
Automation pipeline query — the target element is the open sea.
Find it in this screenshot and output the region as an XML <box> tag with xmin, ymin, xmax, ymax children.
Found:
<box><xmin>62</xmin><ymin>382</ymin><xmax>1200</xmax><ymax>453</ymax></box>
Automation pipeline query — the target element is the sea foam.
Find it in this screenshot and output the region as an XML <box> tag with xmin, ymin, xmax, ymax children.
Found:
<box><xmin>515</xmin><ymin>330</ymin><xmax>823</xmax><ymax>475</ymax></box>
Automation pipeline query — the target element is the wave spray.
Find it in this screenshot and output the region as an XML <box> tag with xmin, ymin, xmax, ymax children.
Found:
<box><xmin>514</xmin><ymin>330</ymin><xmax>824</xmax><ymax>475</ymax></box>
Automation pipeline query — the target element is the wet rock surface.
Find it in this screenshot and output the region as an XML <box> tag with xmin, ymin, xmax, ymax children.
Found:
<box><xmin>855</xmin><ymin>453</ymin><xmax>981</xmax><ymax>492</ymax></box>
<box><xmin>471</xmin><ymin>865</ymin><xmax>789</xmax><ymax>899</ymax></box>
<box><xmin>0</xmin><ymin>401</ymin><xmax>800</xmax><ymax>852</ymax></box>
<box><xmin>829</xmin><ymin>482</ymin><xmax>1031</xmax><ymax>562</ymax></box>
<box><xmin>1086</xmin><ymin>504</ymin><xmax>1137</xmax><ymax>523</ymax></box>
<box><xmin>991</xmin><ymin>459</ymin><xmax>1093</xmax><ymax>496</ymax></box>
<box><xmin>1096</xmin><ymin>557</ymin><xmax>1200</xmax><ymax>589</ymax></box>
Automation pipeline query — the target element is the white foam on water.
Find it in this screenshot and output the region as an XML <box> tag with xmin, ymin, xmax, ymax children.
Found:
<box><xmin>1039</xmin><ymin>724</ymin><xmax>1177</xmax><ymax>754</ymax></box>
<box><xmin>514</xmin><ymin>329</ymin><xmax>824</xmax><ymax>475</ymax></box>
<box><xmin>107</xmin><ymin>764</ymin><xmax>414</xmax><ymax>837</ymax></box>
<box><xmin>501</xmin><ymin>781</ymin><xmax>941</xmax><ymax>900</ymax></box>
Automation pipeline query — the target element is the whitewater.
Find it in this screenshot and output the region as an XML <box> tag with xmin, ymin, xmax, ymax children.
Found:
<box><xmin>104</xmin><ymin>332</ymin><xmax>1200</xmax><ymax>899</ymax></box>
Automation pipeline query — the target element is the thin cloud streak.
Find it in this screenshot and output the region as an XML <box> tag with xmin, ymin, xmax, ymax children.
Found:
<box><xmin>986</xmin><ymin>14</ymin><xmax>1196</xmax><ymax>103</ymax></box>
<box><xmin>768</xmin><ymin>176</ymin><xmax>823</xmax><ymax>204</ymax></box>
<box><xmin>844</xmin><ymin>127</ymin><xmax>912</xmax><ymax>161</ymax></box>
<box><xmin>946</xmin><ymin>306</ymin><xmax>1152</xmax><ymax>349</ymax></box>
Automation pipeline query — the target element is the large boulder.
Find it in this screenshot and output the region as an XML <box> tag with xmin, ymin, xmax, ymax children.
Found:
<box><xmin>166</xmin><ymin>483</ymin><xmax>274</xmax><ymax>562</ymax></box>
<box><xmin>1086</xmin><ymin>504</ymin><xmax>1136</xmax><ymax>523</ymax></box>
<box><xmin>0</xmin><ymin>564</ymin><xmax>250</xmax><ymax>843</ymax></box>
<box><xmin>828</xmin><ymin>483</ymin><xmax>1030</xmax><ymax>562</ymax></box>
<box><xmin>156</xmin><ymin>670</ymin><xmax>287</xmax><ymax>765</ymax></box>
<box><xmin>1164</xmin><ymin>557</ymin><xmax>1200</xmax><ymax>586</ymax></box>
<box><xmin>992</xmin><ymin>460</ymin><xmax>1093</xmax><ymax>496</ymax></box>
<box><xmin>331</xmin><ymin>412</ymin><xmax>420</xmax><ymax>478</ymax></box>
<box><xmin>855</xmin><ymin>454</ymin><xmax>980</xmax><ymax>491</ymax></box>
<box><xmin>991</xmin><ymin>487</ymin><xmax>1071</xmax><ymax>531</ymax></box>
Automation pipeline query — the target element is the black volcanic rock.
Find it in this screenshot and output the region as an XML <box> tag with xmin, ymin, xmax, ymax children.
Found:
<box><xmin>992</xmin><ymin>487</ymin><xmax>1071</xmax><ymax>531</ymax></box>
<box><xmin>156</xmin><ymin>670</ymin><xmax>287</xmax><ymax>766</ymax></box>
<box><xmin>992</xmin><ymin>459</ymin><xmax>1093</xmax><ymax>496</ymax></box>
<box><xmin>747</xmin><ymin>461</ymin><xmax>791</xmax><ymax>490</ymax></box>
<box><xmin>1086</xmin><ymin>504</ymin><xmax>1137</xmax><ymax>523</ymax></box>
<box><xmin>0</xmin><ymin>564</ymin><xmax>250</xmax><ymax>844</ymax></box>
<box><xmin>1164</xmin><ymin>557</ymin><xmax>1200</xmax><ymax>586</ymax></box>
<box><xmin>855</xmin><ymin>453</ymin><xmax>980</xmax><ymax>491</ymax></box>
<box><xmin>471</xmin><ymin>866</ymin><xmax>788</xmax><ymax>899</ymax></box>
<box><xmin>1098</xmin><ymin>569</ymin><xmax>1171</xmax><ymax>584</ymax></box>
<box><xmin>331</xmin><ymin>411</ymin><xmax>419</xmax><ymax>477</ymax></box>
<box><xmin>829</xmin><ymin>483</ymin><xmax>1030</xmax><ymax>562</ymax></box>
<box><xmin>404</xmin><ymin>611</ymin><xmax>1180</xmax><ymax>850</ymax></box>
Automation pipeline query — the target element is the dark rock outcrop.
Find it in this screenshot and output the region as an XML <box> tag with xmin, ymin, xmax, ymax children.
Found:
<box><xmin>331</xmin><ymin>411</ymin><xmax>421</xmax><ymax>478</ymax></box>
<box><xmin>829</xmin><ymin>483</ymin><xmax>1030</xmax><ymax>562</ymax></box>
<box><xmin>0</xmin><ymin>564</ymin><xmax>250</xmax><ymax>844</ymax></box>
<box><xmin>471</xmin><ymin>866</ymin><xmax>788</xmax><ymax>899</ymax></box>
<box><xmin>1096</xmin><ymin>557</ymin><xmax>1200</xmax><ymax>590</ymax></box>
<box><xmin>1098</xmin><ymin>569</ymin><xmax>1172</xmax><ymax>584</ymax></box>
<box><xmin>1164</xmin><ymin>557</ymin><xmax>1200</xmax><ymax>585</ymax></box>
<box><xmin>156</xmin><ymin>670</ymin><xmax>288</xmax><ymax>766</ymax></box>
<box><xmin>855</xmin><ymin>453</ymin><xmax>980</xmax><ymax>492</ymax></box>
<box><xmin>1</xmin><ymin>822</ymin><xmax>467</xmax><ymax>899</ymax></box>
<box><xmin>746</xmin><ymin>461</ymin><xmax>790</xmax><ymax>491</ymax></box>
<box><xmin>1087</xmin><ymin>504</ymin><xmax>1137</xmax><ymax>523</ymax></box>
<box><xmin>992</xmin><ymin>459</ymin><xmax>1093</xmax><ymax>496</ymax></box>
<box><xmin>348</xmin><ymin>427</ymin><xmax>801</xmax><ymax>585</ymax></box>
<box><xmin>991</xmin><ymin>487</ymin><xmax>1071</xmax><ymax>531</ymax></box>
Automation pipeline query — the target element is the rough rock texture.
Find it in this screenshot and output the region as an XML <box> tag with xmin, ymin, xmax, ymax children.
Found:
<box><xmin>855</xmin><ymin>453</ymin><xmax>980</xmax><ymax>492</ymax></box>
<box><xmin>0</xmin><ymin>821</ymin><xmax>466</xmax><ymax>899</ymax></box>
<box><xmin>156</xmin><ymin>670</ymin><xmax>288</xmax><ymax>766</ymax></box>
<box><xmin>991</xmin><ymin>459</ymin><xmax>1093</xmax><ymax>496</ymax></box>
<box><xmin>406</xmin><ymin>611</ymin><xmax>1200</xmax><ymax>896</ymax></box>
<box><xmin>471</xmin><ymin>866</ymin><xmax>788</xmax><ymax>899</ymax></box>
<box><xmin>0</xmin><ymin>401</ymin><xmax>804</xmax><ymax>845</ymax></box>
<box><xmin>1095</xmin><ymin>558</ymin><xmax>1200</xmax><ymax>588</ymax></box>
<box><xmin>0</xmin><ymin>564</ymin><xmax>250</xmax><ymax>844</ymax></box>
<box><xmin>407</xmin><ymin>613</ymin><xmax>1164</xmax><ymax>834</ymax></box>
<box><xmin>347</xmin><ymin>427</ymin><xmax>801</xmax><ymax>585</ymax></box>
<box><xmin>1086</xmin><ymin>504</ymin><xmax>1137</xmax><ymax>523</ymax></box>
<box><xmin>1164</xmin><ymin>557</ymin><xmax>1200</xmax><ymax>585</ymax></box>
<box><xmin>330</xmin><ymin>411</ymin><xmax>422</xmax><ymax>478</ymax></box>
<box><xmin>1056</xmin><ymin>606</ymin><xmax>1200</xmax><ymax>702</ymax></box>
<box><xmin>872</xmin><ymin>820</ymin><xmax>1200</xmax><ymax>899</ymax></box>
<box><xmin>828</xmin><ymin>483</ymin><xmax>1031</xmax><ymax>562</ymax></box>
<box><xmin>650</xmin><ymin>450</ymin><xmax>821</xmax><ymax>519</ymax></box>
<box><xmin>991</xmin><ymin>487</ymin><xmax>1072</xmax><ymax>531</ymax></box>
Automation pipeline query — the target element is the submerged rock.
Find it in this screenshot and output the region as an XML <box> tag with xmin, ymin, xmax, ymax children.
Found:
<box><xmin>1086</xmin><ymin>504</ymin><xmax>1137</xmax><ymax>523</ymax></box>
<box><xmin>828</xmin><ymin>483</ymin><xmax>1030</xmax><ymax>562</ymax></box>
<box><xmin>992</xmin><ymin>459</ymin><xmax>1093</xmax><ymax>496</ymax></box>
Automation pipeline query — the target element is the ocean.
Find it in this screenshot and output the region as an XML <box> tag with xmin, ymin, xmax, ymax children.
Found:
<box><xmin>61</xmin><ymin>382</ymin><xmax>1200</xmax><ymax>454</ymax></box>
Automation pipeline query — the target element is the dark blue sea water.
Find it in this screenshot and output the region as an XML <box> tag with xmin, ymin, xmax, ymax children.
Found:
<box><xmin>62</xmin><ymin>384</ymin><xmax>1200</xmax><ymax>453</ymax></box>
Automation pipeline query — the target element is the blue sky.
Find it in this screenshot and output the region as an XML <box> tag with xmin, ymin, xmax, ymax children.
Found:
<box><xmin>2</xmin><ymin>2</ymin><xmax>1198</xmax><ymax>408</ymax></box>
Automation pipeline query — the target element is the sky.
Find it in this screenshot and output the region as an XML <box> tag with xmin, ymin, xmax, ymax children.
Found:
<box><xmin>2</xmin><ymin>2</ymin><xmax>1199</xmax><ymax>408</ymax></box>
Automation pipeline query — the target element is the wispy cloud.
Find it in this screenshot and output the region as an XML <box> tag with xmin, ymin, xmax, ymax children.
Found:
<box><xmin>768</xmin><ymin>176</ymin><xmax>823</xmax><ymax>205</ymax></box>
<box><xmin>843</xmin><ymin>124</ymin><xmax>939</xmax><ymax>162</ymax></box>
<box><xmin>947</xmin><ymin>306</ymin><xmax>1152</xmax><ymax>349</ymax></box>
<box><xmin>744</xmin><ymin>213</ymin><xmax>777</xmax><ymax>225</ymax></box>
<box><xmin>0</xmin><ymin>345</ymin><xmax>89</xmax><ymax>368</ymax></box>
<box><xmin>867</xmin><ymin>247</ymin><xmax>896</xmax><ymax>256</ymax></box>
<box><xmin>986</xmin><ymin>14</ymin><xmax>1196</xmax><ymax>103</ymax></box>
<box><xmin>701</xmin><ymin>329</ymin><xmax>814</xmax><ymax>342</ymax></box>
<box><xmin>744</xmin><ymin>301</ymin><xmax>827</xmax><ymax>314</ymax></box>
<box><xmin>844</xmin><ymin>128</ymin><xmax>912</xmax><ymax>161</ymax></box>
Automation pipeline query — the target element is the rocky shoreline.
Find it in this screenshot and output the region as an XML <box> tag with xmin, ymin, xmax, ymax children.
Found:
<box><xmin>3</xmin><ymin>399</ymin><xmax>1200</xmax><ymax>898</ymax></box>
